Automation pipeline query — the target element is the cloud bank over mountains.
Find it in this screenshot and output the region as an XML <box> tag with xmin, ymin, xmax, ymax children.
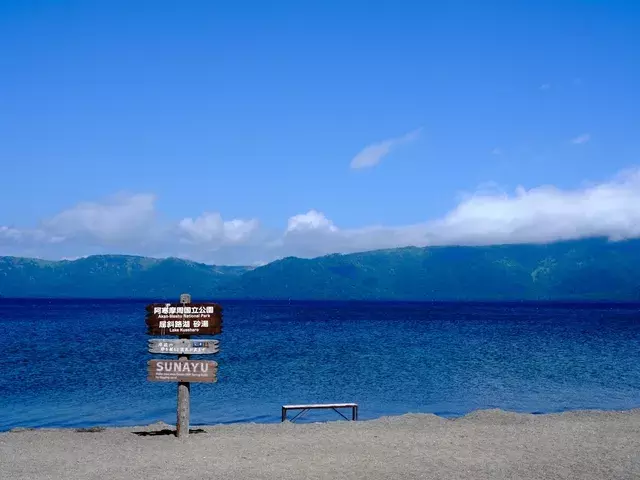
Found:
<box><xmin>2</xmin><ymin>168</ymin><xmax>640</xmax><ymax>265</ymax></box>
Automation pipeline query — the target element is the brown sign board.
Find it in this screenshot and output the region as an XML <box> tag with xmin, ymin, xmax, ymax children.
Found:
<box><xmin>147</xmin><ymin>360</ymin><xmax>218</xmax><ymax>383</ymax></box>
<box><xmin>145</xmin><ymin>303</ymin><xmax>223</xmax><ymax>336</ymax></box>
<box><xmin>146</xmin><ymin>303</ymin><xmax>223</xmax><ymax>319</ymax></box>
<box><xmin>148</xmin><ymin>338</ymin><xmax>220</xmax><ymax>355</ymax></box>
<box><xmin>146</xmin><ymin>318</ymin><xmax>222</xmax><ymax>336</ymax></box>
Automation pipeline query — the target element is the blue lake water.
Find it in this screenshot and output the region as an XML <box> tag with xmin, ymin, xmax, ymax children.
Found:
<box><xmin>0</xmin><ymin>299</ymin><xmax>639</xmax><ymax>431</ymax></box>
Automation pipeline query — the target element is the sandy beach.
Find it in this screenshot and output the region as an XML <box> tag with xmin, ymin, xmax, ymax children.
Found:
<box><xmin>1</xmin><ymin>409</ymin><xmax>639</xmax><ymax>480</ymax></box>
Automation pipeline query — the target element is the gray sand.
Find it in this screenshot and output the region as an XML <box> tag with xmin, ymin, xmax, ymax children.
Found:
<box><xmin>2</xmin><ymin>409</ymin><xmax>640</xmax><ymax>480</ymax></box>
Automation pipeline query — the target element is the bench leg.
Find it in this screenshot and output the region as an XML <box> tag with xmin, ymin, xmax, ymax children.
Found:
<box><xmin>353</xmin><ymin>406</ymin><xmax>358</xmax><ymax>421</ymax></box>
<box><xmin>282</xmin><ymin>407</ymin><xmax>286</xmax><ymax>422</ymax></box>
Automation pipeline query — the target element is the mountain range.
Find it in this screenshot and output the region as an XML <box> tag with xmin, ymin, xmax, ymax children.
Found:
<box><xmin>1</xmin><ymin>237</ymin><xmax>639</xmax><ymax>300</ymax></box>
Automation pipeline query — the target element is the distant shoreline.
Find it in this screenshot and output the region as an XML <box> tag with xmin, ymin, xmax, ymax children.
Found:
<box><xmin>2</xmin><ymin>297</ymin><xmax>640</xmax><ymax>306</ymax></box>
<box><xmin>4</xmin><ymin>406</ymin><xmax>640</xmax><ymax>434</ymax></box>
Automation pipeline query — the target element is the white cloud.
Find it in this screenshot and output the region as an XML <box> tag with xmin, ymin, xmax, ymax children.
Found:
<box><xmin>0</xmin><ymin>226</ymin><xmax>22</xmax><ymax>241</ymax></box>
<box><xmin>280</xmin><ymin>214</ymin><xmax>427</xmax><ymax>258</ymax></box>
<box><xmin>539</xmin><ymin>83</ymin><xmax>551</xmax><ymax>91</ymax></box>
<box><xmin>491</xmin><ymin>147</ymin><xmax>502</xmax><ymax>155</ymax></box>
<box><xmin>349</xmin><ymin>127</ymin><xmax>422</xmax><ymax>169</ymax></box>
<box><xmin>427</xmin><ymin>168</ymin><xmax>640</xmax><ymax>244</ymax></box>
<box><xmin>178</xmin><ymin>213</ymin><xmax>259</xmax><ymax>246</ymax></box>
<box><xmin>3</xmin><ymin>168</ymin><xmax>640</xmax><ymax>264</ymax></box>
<box><xmin>42</xmin><ymin>193</ymin><xmax>156</xmax><ymax>243</ymax></box>
<box><xmin>571</xmin><ymin>133</ymin><xmax>591</xmax><ymax>145</ymax></box>
<box><xmin>0</xmin><ymin>193</ymin><xmax>261</xmax><ymax>263</ymax></box>
<box><xmin>286</xmin><ymin>210</ymin><xmax>337</xmax><ymax>233</ymax></box>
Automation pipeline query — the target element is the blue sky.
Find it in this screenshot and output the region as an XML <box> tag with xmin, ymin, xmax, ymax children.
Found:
<box><xmin>1</xmin><ymin>1</ymin><xmax>639</xmax><ymax>264</ymax></box>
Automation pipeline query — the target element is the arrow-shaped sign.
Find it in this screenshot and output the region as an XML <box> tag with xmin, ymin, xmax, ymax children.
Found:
<box><xmin>148</xmin><ymin>338</ymin><xmax>220</xmax><ymax>355</ymax></box>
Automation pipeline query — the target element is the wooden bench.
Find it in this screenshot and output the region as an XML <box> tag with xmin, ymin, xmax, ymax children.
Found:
<box><xmin>281</xmin><ymin>403</ymin><xmax>358</xmax><ymax>422</ymax></box>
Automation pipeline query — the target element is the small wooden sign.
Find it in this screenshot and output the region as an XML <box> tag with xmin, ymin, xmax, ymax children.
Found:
<box><xmin>146</xmin><ymin>303</ymin><xmax>223</xmax><ymax>335</ymax></box>
<box><xmin>147</xmin><ymin>360</ymin><xmax>218</xmax><ymax>383</ymax></box>
<box><xmin>148</xmin><ymin>339</ymin><xmax>220</xmax><ymax>355</ymax></box>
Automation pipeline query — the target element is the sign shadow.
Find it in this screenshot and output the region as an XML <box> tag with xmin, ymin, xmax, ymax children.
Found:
<box><xmin>132</xmin><ymin>428</ymin><xmax>206</xmax><ymax>437</ymax></box>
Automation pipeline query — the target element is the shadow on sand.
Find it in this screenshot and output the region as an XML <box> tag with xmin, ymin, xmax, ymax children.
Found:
<box><xmin>132</xmin><ymin>428</ymin><xmax>207</xmax><ymax>437</ymax></box>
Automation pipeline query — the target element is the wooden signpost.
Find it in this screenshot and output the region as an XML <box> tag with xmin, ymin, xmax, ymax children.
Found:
<box><xmin>146</xmin><ymin>293</ymin><xmax>223</xmax><ymax>438</ymax></box>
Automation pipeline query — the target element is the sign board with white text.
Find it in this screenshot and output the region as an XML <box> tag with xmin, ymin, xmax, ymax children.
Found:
<box><xmin>147</xmin><ymin>360</ymin><xmax>218</xmax><ymax>383</ymax></box>
<box><xmin>145</xmin><ymin>303</ymin><xmax>223</xmax><ymax>335</ymax></box>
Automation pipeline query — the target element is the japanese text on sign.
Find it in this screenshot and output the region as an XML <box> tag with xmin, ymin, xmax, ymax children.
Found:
<box><xmin>152</xmin><ymin>305</ymin><xmax>216</xmax><ymax>319</ymax></box>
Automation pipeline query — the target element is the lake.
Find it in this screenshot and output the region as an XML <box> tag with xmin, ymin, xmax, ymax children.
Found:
<box><xmin>0</xmin><ymin>299</ymin><xmax>639</xmax><ymax>431</ymax></box>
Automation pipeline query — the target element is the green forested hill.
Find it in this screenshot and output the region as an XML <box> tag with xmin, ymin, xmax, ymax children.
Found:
<box><xmin>1</xmin><ymin>238</ymin><xmax>639</xmax><ymax>300</ymax></box>
<box><xmin>229</xmin><ymin>238</ymin><xmax>640</xmax><ymax>300</ymax></box>
<box><xmin>0</xmin><ymin>255</ymin><xmax>250</xmax><ymax>298</ymax></box>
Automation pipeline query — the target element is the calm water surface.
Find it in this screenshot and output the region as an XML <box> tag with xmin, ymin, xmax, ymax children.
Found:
<box><xmin>0</xmin><ymin>299</ymin><xmax>639</xmax><ymax>431</ymax></box>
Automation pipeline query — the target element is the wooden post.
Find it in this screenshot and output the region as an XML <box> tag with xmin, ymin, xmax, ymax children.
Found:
<box><xmin>176</xmin><ymin>293</ymin><xmax>191</xmax><ymax>438</ymax></box>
